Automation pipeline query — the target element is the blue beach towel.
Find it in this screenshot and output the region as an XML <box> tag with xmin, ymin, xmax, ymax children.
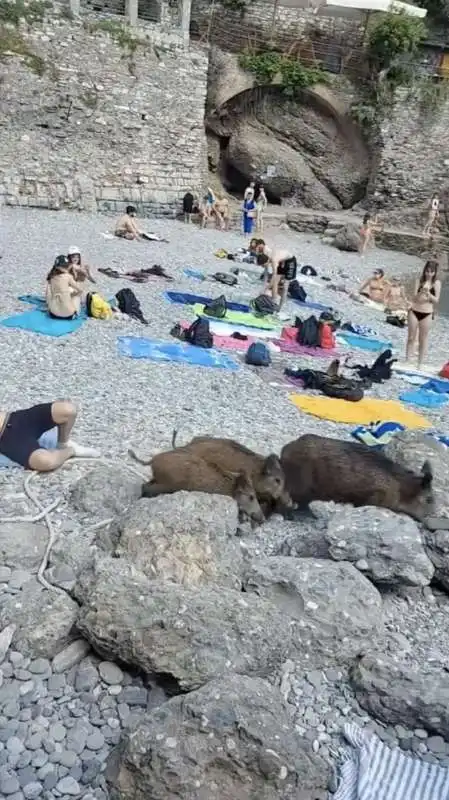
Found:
<box><xmin>399</xmin><ymin>388</ymin><xmax>449</xmax><ymax>409</ymax></box>
<box><xmin>117</xmin><ymin>336</ymin><xmax>240</xmax><ymax>370</ymax></box>
<box><xmin>0</xmin><ymin>428</ymin><xmax>58</xmax><ymax>469</ymax></box>
<box><xmin>0</xmin><ymin>309</ymin><xmax>85</xmax><ymax>337</ymax></box>
<box><xmin>163</xmin><ymin>291</ymin><xmax>249</xmax><ymax>313</ymax></box>
<box><xmin>338</xmin><ymin>332</ymin><xmax>392</xmax><ymax>352</ymax></box>
<box><xmin>292</xmin><ymin>298</ymin><xmax>331</xmax><ymax>312</ymax></box>
<box><xmin>183</xmin><ymin>268</ymin><xmax>206</xmax><ymax>281</ymax></box>
<box><xmin>421</xmin><ymin>378</ymin><xmax>449</xmax><ymax>394</ymax></box>
<box><xmin>351</xmin><ymin>421</ymin><xmax>405</xmax><ymax>448</ymax></box>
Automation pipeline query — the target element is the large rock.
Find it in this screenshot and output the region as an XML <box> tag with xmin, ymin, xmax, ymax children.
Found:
<box><xmin>76</xmin><ymin>556</ymin><xmax>293</xmax><ymax>691</ymax></box>
<box><xmin>0</xmin><ymin>522</ymin><xmax>48</xmax><ymax>571</ymax></box>
<box><xmin>106</xmin><ymin>674</ymin><xmax>330</xmax><ymax>800</ymax></box>
<box><xmin>274</xmin><ymin>520</ymin><xmax>330</xmax><ymax>559</ymax></box>
<box><xmin>351</xmin><ymin>653</ymin><xmax>449</xmax><ymax>737</ymax></box>
<box><xmin>243</xmin><ymin>557</ymin><xmax>382</xmax><ymax>668</ymax></box>
<box><xmin>326</xmin><ymin>506</ymin><xmax>434</xmax><ymax>587</ymax></box>
<box><xmin>114</xmin><ymin>494</ymin><xmax>243</xmax><ymax>588</ymax></box>
<box><xmin>69</xmin><ymin>465</ymin><xmax>142</xmax><ymax>519</ymax></box>
<box><xmin>332</xmin><ymin>223</ymin><xmax>362</xmax><ymax>252</ymax></box>
<box><xmin>226</xmin><ymin>121</ymin><xmax>342</xmax><ymax>209</ymax></box>
<box><xmin>0</xmin><ymin>579</ymin><xmax>78</xmax><ymax>658</ymax></box>
<box><xmin>384</xmin><ymin>431</ymin><xmax>449</xmax><ymax>587</ymax></box>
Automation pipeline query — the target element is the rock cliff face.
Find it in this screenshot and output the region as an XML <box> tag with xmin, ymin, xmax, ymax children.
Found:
<box><xmin>206</xmin><ymin>50</ymin><xmax>370</xmax><ymax>208</ymax></box>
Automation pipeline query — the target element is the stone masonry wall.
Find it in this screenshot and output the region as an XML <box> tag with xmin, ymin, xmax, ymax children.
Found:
<box><xmin>0</xmin><ymin>14</ymin><xmax>209</xmax><ymax>215</ymax></box>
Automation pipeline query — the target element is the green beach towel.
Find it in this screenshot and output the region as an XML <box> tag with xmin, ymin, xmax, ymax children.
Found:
<box><xmin>193</xmin><ymin>303</ymin><xmax>280</xmax><ymax>331</ymax></box>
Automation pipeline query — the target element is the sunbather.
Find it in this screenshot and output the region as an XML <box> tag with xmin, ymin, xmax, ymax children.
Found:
<box><xmin>215</xmin><ymin>197</ymin><xmax>230</xmax><ymax>231</ymax></box>
<box><xmin>0</xmin><ymin>400</ymin><xmax>99</xmax><ymax>471</ymax></box>
<box><xmin>67</xmin><ymin>246</ymin><xmax>96</xmax><ymax>284</ymax></box>
<box><xmin>384</xmin><ymin>276</ymin><xmax>409</xmax><ymax>315</ymax></box>
<box><xmin>359</xmin><ymin>269</ymin><xmax>389</xmax><ymax>304</ymax></box>
<box><xmin>114</xmin><ymin>206</ymin><xmax>164</xmax><ymax>241</ymax></box>
<box><xmin>46</xmin><ymin>256</ymin><xmax>83</xmax><ymax>320</ymax></box>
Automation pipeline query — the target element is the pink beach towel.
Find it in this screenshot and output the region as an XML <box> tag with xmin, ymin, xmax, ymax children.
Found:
<box><xmin>180</xmin><ymin>323</ymin><xmax>340</xmax><ymax>358</ymax></box>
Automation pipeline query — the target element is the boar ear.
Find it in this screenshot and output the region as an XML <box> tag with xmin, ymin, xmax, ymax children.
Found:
<box><xmin>232</xmin><ymin>470</ymin><xmax>253</xmax><ymax>491</ymax></box>
<box><xmin>421</xmin><ymin>460</ymin><xmax>433</xmax><ymax>488</ymax></box>
<box><xmin>263</xmin><ymin>454</ymin><xmax>282</xmax><ymax>475</ymax></box>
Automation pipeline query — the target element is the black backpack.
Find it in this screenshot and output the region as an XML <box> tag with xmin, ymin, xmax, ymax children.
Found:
<box><xmin>288</xmin><ymin>280</ymin><xmax>307</xmax><ymax>303</ymax></box>
<box><xmin>115</xmin><ymin>288</ymin><xmax>148</xmax><ymax>324</ymax></box>
<box><xmin>203</xmin><ymin>295</ymin><xmax>227</xmax><ymax>319</ymax></box>
<box><xmin>185</xmin><ymin>318</ymin><xmax>213</xmax><ymax>348</ymax></box>
<box><xmin>245</xmin><ymin>342</ymin><xmax>272</xmax><ymax>366</ymax></box>
<box><xmin>250</xmin><ymin>295</ymin><xmax>277</xmax><ymax>316</ymax></box>
<box><xmin>213</xmin><ymin>273</ymin><xmax>237</xmax><ymax>287</ymax></box>
<box><xmin>296</xmin><ymin>316</ymin><xmax>320</xmax><ymax>347</ymax></box>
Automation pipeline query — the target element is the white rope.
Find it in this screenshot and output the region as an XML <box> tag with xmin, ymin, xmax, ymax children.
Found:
<box><xmin>0</xmin><ymin>457</ymin><xmax>148</xmax><ymax>593</ymax></box>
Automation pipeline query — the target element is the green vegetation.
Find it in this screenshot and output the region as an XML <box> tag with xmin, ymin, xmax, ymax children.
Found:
<box><xmin>0</xmin><ymin>0</ymin><xmax>50</xmax><ymax>76</ymax></box>
<box><xmin>0</xmin><ymin>0</ymin><xmax>49</xmax><ymax>26</ymax></box>
<box><xmin>239</xmin><ymin>50</ymin><xmax>328</xmax><ymax>94</ymax></box>
<box><xmin>85</xmin><ymin>18</ymin><xmax>145</xmax><ymax>55</ymax></box>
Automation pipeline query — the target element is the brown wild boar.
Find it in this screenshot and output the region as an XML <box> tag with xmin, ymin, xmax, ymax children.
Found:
<box><xmin>280</xmin><ymin>434</ymin><xmax>436</xmax><ymax>524</ymax></box>
<box><xmin>171</xmin><ymin>431</ymin><xmax>292</xmax><ymax>510</ymax></box>
<box><xmin>129</xmin><ymin>448</ymin><xmax>265</xmax><ymax>527</ymax></box>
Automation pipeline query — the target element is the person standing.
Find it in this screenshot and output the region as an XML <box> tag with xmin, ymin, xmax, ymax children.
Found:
<box><xmin>242</xmin><ymin>192</ymin><xmax>256</xmax><ymax>238</ymax></box>
<box><xmin>256</xmin><ymin>184</ymin><xmax>267</xmax><ymax>233</ymax></box>
<box><xmin>244</xmin><ymin>181</ymin><xmax>255</xmax><ymax>201</ymax></box>
<box><xmin>423</xmin><ymin>194</ymin><xmax>440</xmax><ymax>237</ymax></box>
<box><xmin>406</xmin><ymin>259</ymin><xmax>441</xmax><ymax>368</ymax></box>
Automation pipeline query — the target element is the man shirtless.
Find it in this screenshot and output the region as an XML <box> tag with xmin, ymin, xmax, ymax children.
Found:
<box><xmin>255</xmin><ymin>240</ymin><xmax>298</xmax><ymax>310</ymax></box>
<box><xmin>115</xmin><ymin>206</ymin><xmax>143</xmax><ymax>240</ymax></box>
<box><xmin>0</xmin><ymin>401</ymin><xmax>100</xmax><ymax>471</ymax></box>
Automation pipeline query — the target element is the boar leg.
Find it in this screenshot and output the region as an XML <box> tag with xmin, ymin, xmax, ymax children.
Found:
<box><xmin>141</xmin><ymin>481</ymin><xmax>176</xmax><ymax>499</ymax></box>
<box><xmin>284</xmin><ymin>504</ymin><xmax>317</xmax><ymax>521</ymax></box>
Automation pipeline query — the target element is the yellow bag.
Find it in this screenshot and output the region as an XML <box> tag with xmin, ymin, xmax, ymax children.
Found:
<box><xmin>86</xmin><ymin>292</ymin><xmax>113</xmax><ymax>320</ymax></box>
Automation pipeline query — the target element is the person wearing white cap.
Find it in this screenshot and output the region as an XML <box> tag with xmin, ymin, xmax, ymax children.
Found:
<box><xmin>67</xmin><ymin>246</ymin><xmax>96</xmax><ymax>284</ymax></box>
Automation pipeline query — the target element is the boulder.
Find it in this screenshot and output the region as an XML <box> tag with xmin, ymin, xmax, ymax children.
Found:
<box><xmin>0</xmin><ymin>579</ymin><xmax>78</xmax><ymax>658</ymax></box>
<box><xmin>69</xmin><ymin>465</ymin><xmax>142</xmax><ymax>520</ymax></box>
<box><xmin>332</xmin><ymin>223</ymin><xmax>362</xmax><ymax>252</ymax></box>
<box><xmin>226</xmin><ymin>121</ymin><xmax>342</xmax><ymax>209</ymax></box>
<box><xmin>76</xmin><ymin>556</ymin><xmax>293</xmax><ymax>691</ymax></box>
<box><xmin>0</xmin><ymin>522</ymin><xmax>48</xmax><ymax>571</ymax></box>
<box><xmin>49</xmin><ymin>526</ymin><xmax>99</xmax><ymax>584</ymax></box>
<box><xmin>114</xmin><ymin>494</ymin><xmax>243</xmax><ymax>588</ymax></box>
<box><xmin>106</xmin><ymin>674</ymin><xmax>330</xmax><ymax>800</ymax></box>
<box><xmin>384</xmin><ymin>431</ymin><xmax>449</xmax><ymax>587</ymax></box>
<box><xmin>326</xmin><ymin>506</ymin><xmax>434</xmax><ymax>587</ymax></box>
<box><xmin>243</xmin><ymin>557</ymin><xmax>382</xmax><ymax>667</ymax></box>
<box><xmin>351</xmin><ymin>653</ymin><xmax>449</xmax><ymax>737</ymax></box>
<box><xmin>274</xmin><ymin>520</ymin><xmax>330</xmax><ymax>559</ymax></box>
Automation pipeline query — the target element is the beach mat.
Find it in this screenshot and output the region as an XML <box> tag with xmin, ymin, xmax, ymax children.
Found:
<box><xmin>399</xmin><ymin>388</ymin><xmax>449</xmax><ymax>409</ymax></box>
<box><xmin>0</xmin><ymin>309</ymin><xmax>85</xmax><ymax>337</ymax></box>
<box><xmin>393</xmin><ymin>362</ymin><xmax>440</xmax><ymax>379</ymax></box>
<box><xmin>337</xmin><ymin>332</ymin><xmax>392</xmax><ymax>352</ymax></box>
<box><xmin>180</xmin><ymin>323</ymin><xmax>338</xmax><ymax>358</ymax></box>
<box><xmin>290</xmin><ymin>394</ymin><xmax>431</xmax><ymax>428</ymax></box>
<box><xmin>117</xmin><ymin>336</ymin><xmax>239</xmax><ymax>370</ymax></box>
<box><xmin>292</xmin><ymin>298</ymin><xmax>331</xmax><ymax>312</ymax></box>
<box><xmin>164</xmin><ymin>291</ymin><xmax>249</xmax><ymax>313</ymax></box>
<box><xmin>193</xmin><ymin>304</ymin><xmax>279</xmax><ymax>331</ymax></box>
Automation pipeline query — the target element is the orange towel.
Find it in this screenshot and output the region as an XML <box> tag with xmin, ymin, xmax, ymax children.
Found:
<box><xmin>290</xmin><ymin>394</ymin><xmax>431</xmax><ymax>428</ymax></box>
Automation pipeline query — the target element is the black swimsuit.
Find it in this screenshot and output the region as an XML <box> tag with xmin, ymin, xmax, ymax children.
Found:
<box><xmin>410</xmin><ymin>285</ymin><xmax>435</xmax><ymax>321</ymax></box>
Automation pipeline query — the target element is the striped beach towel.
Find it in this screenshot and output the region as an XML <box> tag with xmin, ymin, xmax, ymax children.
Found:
<box><xmin>334</xmin><ymin>724</ymin><xmax>449</xmax><ymax>800</ymax></box>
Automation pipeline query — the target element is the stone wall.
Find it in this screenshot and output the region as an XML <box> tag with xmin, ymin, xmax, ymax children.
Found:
<box><xmin>369</xmin><ymin>92</ymin><xmax>449</xmax><ymax>218</ymax></box>
<box><xmin>0</xmin><ymin>13</ymin><xmax>209</xmax><ymax>215</ymax></box>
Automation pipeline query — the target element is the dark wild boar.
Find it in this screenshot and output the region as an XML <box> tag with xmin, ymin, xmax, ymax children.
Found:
<box><xmin>129</xmin><ymin>448</ymin><xmax>265</xmax><ymax>527</ymax></box>
<box><xmin>171</xmin><ymin>431</ymin><xmax>292</xmax><ymax>509</ymax></box>
<box><xmin>280</xmin><ymin>434</ymin><xmax>436</xmax><ymax>524</ymax></box>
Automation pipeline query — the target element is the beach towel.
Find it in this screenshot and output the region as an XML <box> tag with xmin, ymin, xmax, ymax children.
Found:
<box><xmin>0</xmin><ymin>308</ymin><xmax>85</xmax><ymax>337</ymax></box>
<box><xmin>351</xmin><ymin>421</ymin><xmax>406</xmax><ymax>448</ymax></box>
<box><xmin>394</xmin><ymin>362</ymin><xmax>440</xmax><ymax>379</ymax></box>
<box><xmin>338</xmin><ymin>332</ymin><xmax>392</xmax><ymax>352</ymax></box>
<box><xmin>193</xmin><ymin>304</ymin><xmax>279</xmax><ymax>331</ymax></box>
<box><xmin>399</xmin><ymin>388</ymin><xmax>449</xmax><ymax>409</ymax></box>
<box><xmin>0</xmin><ymin>428</ymin><xmax>58</xmax><ymax>469</ymax></box>
<box><xmin>180</xmin><ymin>324</ymin><xmax>335</xmax><ymax>358</ymax></box>
<box><xmin>117</xmin><ymin>336</ymin><xmax>239</xmax><ymax>370</ymax></box>
<box><xmin>334</xmin><ymin>722</ymin><xmax>449</xmax><ymax>800</ymax></box>
<box><xmin>400</xmin><ymin>374</ymin><xmax>427</xmax><ymax>386</ymax></box>
<box><xmin>421</xmin><ymin>377</ymin><xmax>449</xmax><ymax>394</ymax></box>
<box><xmin>183</xmin><ymin>268</ymin><xmax>206</xmax><ymax>281</ymax></box>
<box><xmin>292</xmin><ymin>298</ymin><xmax>331</xmax><ymax>312</ymax></box>
<box><xmin>164</xmin><ymin>291</ymin><xmax>249</xmax><ymax>313</ymax></box>
<box><xmin>206</xmin><ymin>319</ymin><xmax>277</xmax><ymax>340</ymax></box>
<box><xmin>290</xmin><ymin>394</ymin><xmax>431</xmax><ymax>428</ymax></box>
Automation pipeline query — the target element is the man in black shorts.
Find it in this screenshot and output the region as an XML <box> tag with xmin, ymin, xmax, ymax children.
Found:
<box><xmin>255</xmin><ymin>241</ymin><xmax>297</xmax><ymax>310</ymax></box>
<box><xmin>0</xmin><ymin>401</ymin><xmax>100</xmax><ymax>471</ymax></box>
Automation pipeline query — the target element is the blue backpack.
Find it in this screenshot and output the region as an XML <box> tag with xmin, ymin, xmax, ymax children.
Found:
<box><xmin>245</xmin><ymin>342</ymin><xmax>271</xmax><ymax>367</ymax></box>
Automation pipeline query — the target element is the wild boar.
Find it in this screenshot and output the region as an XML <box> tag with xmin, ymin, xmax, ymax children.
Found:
<box><xmin>280</xmin><ymin>434</ymin><xmax>436</xmax><ymax>524</ymax></box>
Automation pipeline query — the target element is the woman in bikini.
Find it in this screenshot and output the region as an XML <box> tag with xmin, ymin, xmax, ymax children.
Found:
<box><xmin>359</xmin><ymin>213</ymin><xmax>381</xmax><ymax>256</ymax></box>
<box><xmin>406</xmin><ymin>260</ymin><xmax>441</xmax><ymax>368</ymax></box>
<box><xmin>358</xmin><ymin>268</ymin><xmax>389</xmax><ymax>304</ymax></box>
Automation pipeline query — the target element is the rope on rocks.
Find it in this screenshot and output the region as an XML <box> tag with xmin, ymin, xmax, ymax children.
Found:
<box><xmin>0</xmin><ymin>458</ymin><xmax>148</xmax><ymax>593</ymax></box>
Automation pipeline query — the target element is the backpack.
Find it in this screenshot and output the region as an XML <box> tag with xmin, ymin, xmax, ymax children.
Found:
<box><xmin>386</xmin><ymin>314</ymin><xmax>406</xmax><ymax>328</ymax></box>
<box><xmin>320</xmin><ymin>377</ymin><xmax>364</xmax><ymax>402</ymax></box>
<box><xmin>288</xmin><ymin>280</ymin><xmax>307</xmax><ymax>302</ymax></box>
<box><xmin>115</xmin><ymin>288</ymin><xmax>148</xmax><ymax>324</ymax></box>
<box><xmin>245</xmin><ymin>342</ymin><xmax>272</xmax><ymax>367</ymax></box>
<box><xmin>296</xmin><ymin>316</ymin><xmax>320</xmax><ymax>347</ymax></box>
<box><xmin>319</xmin><ymin>322</ymin><xmax>335</xmax><ymax>350</ymax></box>
<box><xmin>300</xmin><ymin>265</ymin><xmax>317</xmax><ymax>277</ymax></box>
<box><xmin>250</xmin><ymin>295</ymin><xmax>277</xmax><ymax>316</ymax></box>
<box><xmin>203</xmin><ymin>295</ymin><xmax>227</xmax><ymax>319</ymax></box>
<box><xmin>86</xmin><ymin>293</ymin><xmax>113</xmax><ymax>320</ymax></box>
<box><xmin>185</xmin><ymin>317</ymin><xmax>213</xmax><ymax>348</ymax></box>
<box><xmin>213</xmin><ymin>272</ymin><xmax>237</xmax><ymax>287</ymax></box>
<box><xmin>440</xmin><ymin>361</ymin><xmax>449</xmax><ymax>379</ymax></box>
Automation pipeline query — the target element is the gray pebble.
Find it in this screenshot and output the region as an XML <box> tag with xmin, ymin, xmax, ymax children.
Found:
<box><xmin>0</xmin><ymin>770</ymin><xmax>20</xmax><ymax>795</ymax></box>
<box><xmin>74</xmin><ymin>663</ymin><xmax>99</xmax><ymax>693</ymax></box>
<box><xmin>14</xmin><ymin>669</ymin><xmax>32</xmax><ymax>682</ymax></box>
<box><xmin>28</xmin><ymin>660</ymin><xmax>51</xmax><ymax>677</ymax></box>
<box><xmin>86</xmin><ymin>731</ymin><xmax>105</xmax><ymax>751</ymax></box>
<box><xmin>17</xmin><ymin>767</ymin><xmax>37</xmax><ymax>788</ymax></box>
<box><xmin>48</xmin><ymin>723</ymin><xmax>66</xmax><ymax>743</ymax></box>
<box><xmin>427</xmin><ymin>735</ymin><xmax>448</xmax><ymax>754</ymax></box>
<box><xmin>9</xmin><ymin>653</ymin><xmax>25</xmax><ymax>667</ymax></box>
<box><xmin>36</xmin><ymin>764</ymin><xmax>55</xmax><ymax>780</ymax></box>
<box><xmin>2</xmin><ymin>663</ymin><xmax>13</xmax><ymax>679</ymax></box>
<box><xmin>42</xmin><ymin>773</ymin><xmax>57</xmax><ymax>792</ymax></box>
<box><xmin>98</xmin><ymin>662</ymin><xmax>123</xmax><ymax>686</ymax></box>
<box><xmin>414</xmin><ymin>728</ymin><xmax>429</xmax><ymax>739</ymax></box>
<box><xmin>66</xmin><ymin>725</ymin><xmax>88</xmax><ymax>755</ymax></box>
<box><xmin>30</xmin><ymin>752</ymin><xmax>47</xmax><ymax>769</ymax></box>
<box><xmin>55</xmin><ymin>776</ymin><xmax>81</xmax><ymax>795</ymax></box>
<box><xmin>25</xmin><ymin>735</ymin><xmax>43</xmax><ymax>752</ymax></box>
<box><xmin>395</xmin><ymin>725</ymin><xmax>410</xmax><ymax>740</ymax></box>
<box><xmin>108</xmin><ymin>685</ymin><xmax>122</xmax><ymax>696</ymax></box>
<box><xmin>18</xmin><ymin>710</ymin><xmax>32</xmax><ymax>723</ymax></box>
<box><xmin>7</xmin><ymin>793</ymin><xmax>24</xmax><ymax>800</ymax></box>
<box><xmin>7</xmin><ymin>737</ymin><xmax>24</xmax><ymax>755</ymax></box>
<box><xmin>120</xmin><ymin>686</ymin><xmax>148</xmax><ymax>707</ymax></box>
<box><xmin>324</xmin><ymin>668</ymin><xmax>341</xmax><ymax>683</ymax></box>
<box><xmin>19</xmin><ymin>681</ymin><xmax>35</xmax><ymax>697</ymax></box>
<box><xmin>47</xmin><ymin>675</ymin><xmax>65</xmax><ymax>697</ymax></box>
<box><xmin>306</xmin><ymin>670</ymin><xmax>323</xmax><ymax>689</ymax></box>
<box><xmin>52</xmin><ymin>641</ymin><xmax>90</xmax><ymax>675</ymax></box>
<box><xmin>68</xmin><ymin>764</ymin><xmax>82</xmax><ymax>782</ymax></box>
<box><xmin>81</xmin><ymin>759</ymin><xmax>102</xmax><ymax>784</ymax></box>
<box><xmin>58</xmin><ymin>750</ymin><xmax>78</xmax><ymax>768</ymax></box>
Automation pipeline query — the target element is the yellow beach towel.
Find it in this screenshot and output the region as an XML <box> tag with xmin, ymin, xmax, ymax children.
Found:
<box><xmin>290</xmin><ymin>394</ymin><xmax>431</xmax><ymax>429</ymax></box>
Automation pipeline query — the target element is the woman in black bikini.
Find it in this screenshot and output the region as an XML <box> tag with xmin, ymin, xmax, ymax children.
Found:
<box><xmin>406</xmin><ymin>260</ymin><xmax>441</xmax><ymax>368</ymax></box>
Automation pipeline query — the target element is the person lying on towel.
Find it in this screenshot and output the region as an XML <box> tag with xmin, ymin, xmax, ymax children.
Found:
<box><xmin>0</xmin><ymin>401</ymin><xmax>100</xmax><ymax>471</ymax></box>
<box><xmin>115</xmin><ymin>206</ymin><xmax>165</xmax><ymax>242</ymax></box>
<box><xmin>46</xmin><ymin>256</ymin><xmax>83</xmax><ymax>320</ymax></box>
<box><xmin>255</xmin><ymin>240</ymin><xmax>298</xmax><ymax>310</ymax></box>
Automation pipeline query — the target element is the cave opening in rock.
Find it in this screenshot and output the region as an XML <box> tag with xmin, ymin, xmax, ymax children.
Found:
<box><xmin>221</xmin><ymin>159</ymin><xmax>282</xmax><ymax>205</ymax></box>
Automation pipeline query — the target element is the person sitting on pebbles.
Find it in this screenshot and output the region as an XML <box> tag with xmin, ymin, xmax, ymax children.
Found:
<box><xmin>67</xmin><ymin>246</ymin><xmax>96</xmax><ymax>284</ymax></box>
<box><xmin>0</xmin><ymin>400</ymin><xmax>100</xmax><ymax>471</ymax></box>
<box><xmin>115</xmin><ymin>205</ymin><xmax>144</xmax><ymax>240</ymax></box>
<box><xmin>384</xmin><ymin>276</ymin><xmax>409</xmax><ymax>317</ymax></box>
<box><xmin>358</xmin><ymin>268</ymin><xmax>389</xmax><ymax>305</ymax></box>
<box><xmin>46</xmin><ymin>256</ymin><xmax>83</xmax><ymax>320</ymax></box>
